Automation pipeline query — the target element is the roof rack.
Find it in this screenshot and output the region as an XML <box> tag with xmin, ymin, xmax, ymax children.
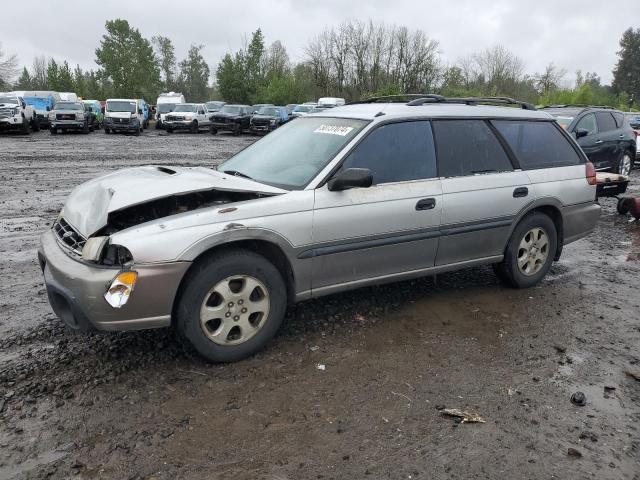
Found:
<box><xmin>347</xmin><ymin>94</ymin><xmax>439</xmax><ymax>105</ymax></box>
<box><xmin>406</xmin><ymin>96</ymin><xmax>536</xmax><ymax>110</ymax></box>
<box><xmin>539</xmin><ymin>104</ymin><xmax>614</xmax><ymax>110</ymax></box>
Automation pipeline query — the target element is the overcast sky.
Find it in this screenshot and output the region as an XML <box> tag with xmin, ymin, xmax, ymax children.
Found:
<box><xmin>3</xmin><ymin>0</ymin><xmax>636</xmax><ymax>85</ymax></box>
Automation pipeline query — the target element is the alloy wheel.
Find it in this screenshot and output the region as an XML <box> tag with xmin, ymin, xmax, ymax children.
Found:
<box><xmin>199</xmin><ymin>275</ymin><xmax>270</xmax><ymax>345</ymax></box>
<box><xmin>517</xmin><ymin>227</ymin><xmax>549</xmax><ymax>276</ymax></box>
<box><xmin>620</xmin><ymin>153</ymin><xmax>632</xmax><ymax>176</ymax></box>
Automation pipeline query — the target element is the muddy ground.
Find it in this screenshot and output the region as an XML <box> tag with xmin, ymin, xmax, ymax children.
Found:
<box><xmin>0</xmin><ymin>128</ymin><xmax>639</xmax><ymax>480</ymax></box>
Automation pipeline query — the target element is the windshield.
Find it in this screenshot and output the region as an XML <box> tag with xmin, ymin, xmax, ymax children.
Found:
<box><xmin>0</xmin><ymin>96</ymin><xmax>19</xmax><ymax>105</ymax></box>
<box><xmin>157</xmin><ymin>103</ymin><xmax>175</xmax><ymax>114</ymax></box>
<box><xmin>107</xmin><ymin>101</ymin><xmax>136</xmax><ymax>113</ymax></box>
<box><xmin>55</xmin><ymin>102</ymin><xmax>82</xmax><ymax>111</ymax></box>
<box><xmin>220</xmin><ymin>105</ymin><xmax>242</xmax><ymax>114</ymax></box>
<box><xmin>256</xmin><ymin>107</ymin><xmax>279</xmax><ymax>116</ymax></box>
<box><xmin>293</xmin><ymin>105</ymin><xmax>313</xmax><ymax>113</ymax></box>
<box><xmin>174</xmin><ymin>104</ymin><xmax>198</xmax><ymax>112</ymax></box>
<box><xmin>218</xmin><ymin>117</ymin><xmax>368</xmax><ymax>190</ymax></box>
<box><xmin>554</xmin><ymin>116</ymin><xmax>574</xmax><ymax>129</ymax></box>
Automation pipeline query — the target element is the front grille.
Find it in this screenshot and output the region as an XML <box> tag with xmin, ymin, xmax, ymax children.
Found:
<box><xmin>53</xmin><ymin>217</ymin><xmax>86</xmax><ymax>255</ymax></box>
<box><xmin>0</xmin><ymin>108</ymin><xmax>14</xmax><ymax>118</ymax></box>
<box><xmin>56</xmin><ymin>113</ymin><xmax>75</xmax><ymax>120</ymax></box>
<box><xmin>166</xmin><ymin>115</ymin><xmax>182</xmax><ymax>121</ymax></box>
<box><xmin>252</xmin><ymin>119</ymin><xmax>270</xmax><ymax>126</ymax></box>
<box><xmin>114</xmin><ymin>117</ymin><xmax>130</xmax><ymax>124</ymax></box>
<box><xmin>214</xmin><ymin>116</ymin><xmax>227</xmax><ymax>123</ymax></box>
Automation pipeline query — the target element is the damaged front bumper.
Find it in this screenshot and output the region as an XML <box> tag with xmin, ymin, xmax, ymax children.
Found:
<box><xmin>38</xmin><ymin>229</ymin><xmax>190</xmax><ymax>332</ymax></box>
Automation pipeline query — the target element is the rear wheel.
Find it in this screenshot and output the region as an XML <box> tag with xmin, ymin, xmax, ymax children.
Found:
<box><xmin>617</xmin><ymin>197</ymin><xmax>631</xmax><ymax>215</ymax></box>
<box><xmin>493</xmin><ymin>213</ymin><xmax>557</xmax><ymax>288</ymax></box>
<box><xmin>176</xmin><ymin>249</ymin><xmax>287</xmax><ymax>363</ymax></box>
<box><xmin>615</xmin><ymin>151</ymin><xmax>633</xmax><ymax>176</ymax></box>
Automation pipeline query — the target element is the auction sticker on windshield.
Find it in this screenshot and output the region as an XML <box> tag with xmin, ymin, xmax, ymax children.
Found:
<box><xmin>314</xmin><ymin>125</ymin><xmax>354</xmax><ymax>136</ymax></box>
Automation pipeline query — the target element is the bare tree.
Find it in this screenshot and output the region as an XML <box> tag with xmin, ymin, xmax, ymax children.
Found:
<box><xmin>263</xmin><ymin>40</ymin><xmax>290</xmax><ymax>79</ymax></box>
<box><xmin>534</xmin><ymin>63</ymin><xmax>567</xmax><ymax>94</ymax></box>
<box><xmin>0</xmin><ymin>42</ymin><xmax>18</xmax><ymax>88</ymax></box>
<box><xmin>472</xmin><ymin>45</ymin><xmax>524</xmax><ymax>94</ymax></box>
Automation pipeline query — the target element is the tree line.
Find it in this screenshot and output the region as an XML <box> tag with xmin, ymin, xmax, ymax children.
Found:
<box><xmin>0</xmin><ymin>19</ymin><xmax>638</xmax><ymax>109</ymax></box>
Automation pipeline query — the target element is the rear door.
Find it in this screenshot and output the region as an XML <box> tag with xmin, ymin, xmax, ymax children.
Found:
<box><xmin>311</xmin><ymin>120</ymin><xmax>442</xmax><ymax>291</ymax></box>
<box><xmin>433</xmin><ymin>119</ymin><xmax>530</xmax><ymax>265</ymax></box>
<box><xmin>574</xmin><ymin>113</ymin><xmax>606</xmax><ymax>169</ymax></box>
<box><xmin>595</xmin><ymin>111</ymin><xmax>622</xmax><ymax>170</ymax></box>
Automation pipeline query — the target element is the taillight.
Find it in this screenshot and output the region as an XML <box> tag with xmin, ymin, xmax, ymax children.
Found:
<box><xmin>586</xmin><ymin>162</ymin><xmax>596</xmax><ymax>185</ymax></box>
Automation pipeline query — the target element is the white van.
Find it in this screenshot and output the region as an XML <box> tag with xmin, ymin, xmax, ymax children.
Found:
<box><xmin>156</xmin><ymin>92</ymin><xmax>186</xmax><ymax>129</ymax></box>
<box><xmin>317</xmin><ymin>97</ymin><xmax>346</xmax><ymax>108</ymax></box>
<box><xmin>103</xmin><ymin>98</ymin><xmax>145</xmax><ymax>135</ymax></box>
<box><xmin>59</xmin><ymin>92</ymin><xmax>79</xmax><ymax>102</ymax></box>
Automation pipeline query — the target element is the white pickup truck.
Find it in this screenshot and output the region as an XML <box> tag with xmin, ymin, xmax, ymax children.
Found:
<box><xmin>0</xmin><ymin>94</ymin><xmax>39</xmax><ymax>133</ymax></box>
<box><xmin>163</xmin><ymin>103</ymin><xmax>211</xmax><ymax>133</ymax></box>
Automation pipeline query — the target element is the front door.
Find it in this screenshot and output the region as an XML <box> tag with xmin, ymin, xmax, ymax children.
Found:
<box><xmin>311</xmin><ymin>120</ymin><xmax>442</xmax><ymax>292</ymax></box>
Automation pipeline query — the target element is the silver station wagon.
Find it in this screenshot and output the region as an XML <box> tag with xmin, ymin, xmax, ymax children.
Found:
<box><xmin>39</xmin><ymin>95</ymin><xmax>601</xmax><ymax>362</ymax></box>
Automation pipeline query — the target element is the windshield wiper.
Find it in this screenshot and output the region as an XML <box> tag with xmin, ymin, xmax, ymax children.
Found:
<box><xmin>222</xmin><ymin>170</ymin><xmax>253</xmax><ymax>180</ymax></box>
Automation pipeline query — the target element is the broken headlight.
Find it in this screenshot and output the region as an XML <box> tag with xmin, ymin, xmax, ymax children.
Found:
<box><xmin>81</xmin><ymin>237</ymin><xmax>133</xmax><ymax>266</ymax></box>
<box><xmin>82</xmin><ymin>236</ymin><xmax>109</xmax><ymax>261</ymax></box>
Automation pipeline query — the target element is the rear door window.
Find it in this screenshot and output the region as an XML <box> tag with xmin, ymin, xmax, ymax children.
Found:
<box><xmin>595</xmin><ymin>112</ymin><xmax>617</xmax><ymax>132</ymax></box>
<box><xmin>432</xmin><ymin>120</ymin><xmax>513</xmax><ymax>178</ymax></box>
<box><xmin>341</xmin><ymin>121</ymin><xmax>437</xmax><ymax>184</ymax></box>
<box><xmin>493</xmin><ymin>120</ymin><xmax>583</xmax><ymax>169</ymax></box>
<box><xmin>575</xmin><ymin>113</ymin><xmax>597</xmax><ymax>136</ymax></box>
<box><xmin>612</xmin><ymin>112</ymin><xmax>625</xmax><ymax>128</ymax></box>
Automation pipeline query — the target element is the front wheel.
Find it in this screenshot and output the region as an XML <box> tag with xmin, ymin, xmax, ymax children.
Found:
<box><xmin>176</xmin><ymin>249</ymin><xmax>287</xmax><ymax>363</ymax></box>
<box><xmin>49</xmin><ymin>127</ymin><xmax>57</xmax><ymax>135</ymax></box>
<box><xmin>31</xmin><ymin>118</ymin><xmax>40</xmax><ymax>132</ymax></box>
<box><xmin>210</xmin><ymin>127</ymin><xmax>217</xmax><ymax>135</ymax></box>
<box><xmin>104</xmin><ymin>128</ymin><xmax>110</xmax><ymax>134</ymax></box>
<box><xmin>21</xmin><ymin>117</ymin><xmax>30</xmax><ymax>134</ymax></box>
<box><xmin>493</xmin><ymin>213</ymin><xmax>557</xmax><ymax>288</ymax></box>
<box><xmin>82</xmin><ymin>121</ymin><xmax>89</xmax><ymax>134</ymax></box>
<box><xmin>190</xmin><ymin>121</ymin><xmax>198</xmax><ymax>134</ymax></box>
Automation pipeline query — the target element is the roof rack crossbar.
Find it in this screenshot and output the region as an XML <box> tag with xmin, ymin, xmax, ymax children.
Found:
<box><xmin>540</xmin><ymin>104</ymin><xmax>614</xmax><ymax>110</ymax></box>
<box><xmin>407</xmin><ymin>95</ymin><xmax>536</xmax><ymax>110</ymax></box>
<box><xmin>347</xmin><ymin>94</ymin><xmax>443</xmax><ymax>105</ymax></box>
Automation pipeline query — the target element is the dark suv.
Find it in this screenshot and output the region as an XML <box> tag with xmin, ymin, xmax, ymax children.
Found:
<box><xmin>541</xmin><ymin>105</ymin><xmax>636</xmax><ymax>175</ymax></box>
<box><xmin>210</xmin><ymin>105</ymin><xmax>252</xmax><ymax>135</ymax></box>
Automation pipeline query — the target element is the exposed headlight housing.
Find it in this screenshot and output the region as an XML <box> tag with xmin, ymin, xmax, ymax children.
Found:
<box><xmin>104</xmin><ymin>271</ymin><xmax>138</xmax><ymax>308</ymax></box>
<box><xmin>81</xmin><ymin>236</ymin><xmax>109</xmax><ymax>261</ymax></box>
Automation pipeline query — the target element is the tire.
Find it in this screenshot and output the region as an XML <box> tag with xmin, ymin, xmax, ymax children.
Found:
<box><xmin>31</xmin><ymin>118</ymin><xmax>40</xmax><ymax>132</ymax></box>
<box><xmin>176</xmin><ymin>249</ymin><xmax>287</xmax><ymax>363</ymax></box>
<box><xmin>615</xmin><ymin>151</ymin><xmax>633</xmax><ymax>176</ymax></box>
<box><xmin>166</xmin><ymin>127</ymin><xmax>173</xmax><ymax>134</ymax></box>
<box><xmin>210</xmin><ymin>127</ymin><xmax>217</xmax><ymax>135</ymax></box>
<box><xmin>233</xmin><ymin>124</ymin><xmax>241</xmax><ymax>136</ymax></box>
<box><xmin>190</xmin><ymin>121</ymin><xmax>198</xmax><ymax>134</ymax></box>
<box><xmin>21</xmin><ymin>116</ymin><xmax>30</xmax><ymax>134</ymax></box>
<box><xmin>104</xmin><ymin>128</ymin><xmax>110</xmax><ymax>134</ymax></box>
<box><xmin>493</xmin><ymin>213</ymin><xmax>557</xmax><ymax>288</ymax></box>
<box><xmin>82</xmin><ymin>121</ymin><xmax>89</xmax><ymax>134</ymax></box>
<box><xmin>49</xmin><ymin>128</ymin><xmax>57</xmax><ymax>135</ymax></box>
<box><xmin>617</xmin><ymin>198</ymin><xmax>631</xmax><ymax>215</ymax></box>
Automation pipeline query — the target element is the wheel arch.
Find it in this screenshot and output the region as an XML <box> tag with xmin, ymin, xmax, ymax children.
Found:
<box><xmin>510</xmin><ymin>200</ymin><xmax>564</xmax><ymax>261</ymax></box>
<box><xmin>171</xmin><ymin>235</ymin><xmax>300</xmax><ymax>326</ymax></box>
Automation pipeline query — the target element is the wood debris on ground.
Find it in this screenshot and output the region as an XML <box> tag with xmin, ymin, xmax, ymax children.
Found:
<box><xmin>441</xmin><ymin>408</ymin><xmax>486</xmax><ymax>423</ymax></box>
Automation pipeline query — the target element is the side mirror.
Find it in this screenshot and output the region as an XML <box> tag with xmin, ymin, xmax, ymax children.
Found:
<box><xmin>46</xmin><ymin>106</ymin><xmax>51</xmax><ymax>111</ymax></box>
<box><xmin>21</xmin><ymin>102</ymin><xmax>26</xmax><ymax>109</ymax></box>
<box><xmin>138</xmin><ymin>108</ymin><xmax>143</xmax><ymax>114</ymax></box>
<box><xmin>327</xmin><ymin>168</ymin><xmax>373</xmax><ymax>192</ymax></box>
<box><xmin>575</xmin><ymin>129</ymin><xmax>590</xmax><ymax>139</ymax></box>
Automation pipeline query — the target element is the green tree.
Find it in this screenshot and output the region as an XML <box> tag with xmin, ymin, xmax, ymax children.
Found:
<box><xmin>612</xmin><ymin>27</ymin><xmax>640</xmax><ymax>101</ymax></box>
<box><xmin>46</xmin><ymin>59</ymin><xmax>59</xmax><ymax>90</ymax></box>
<box><xmin>217</xmin><ymin>52</ymin><xmax>249</xmax><ymax>103</ymax></box>
<box><xmin>58</xmin><ymin>61</ymin><xmax>74</xmax><ymax>91</ymax></box>
<box><xmin>177</xmin><ymin>44</ymin><xmax>210</xmax><ymax>101</ymax></box>
<box><xmin>95</xmin><ymin>19</ymin><xmax>160</xmax><ymax>100</ymax></box>
<box><xmin>73</xmin><ymin>65</ymin><xmax>86</xmax><ymax>98</ymax></box>
<box><xmin>246</xmin><ymin>29</ymin><xmax>266</xmax><ymax>102</ymax></box>
<box><xmin>16</xmin><ymin>67</ymin><xmax>32</xmax><ymax>90</ymax></box>
<box><xmin>152</xmin><ymin>35</ymin><xmax>176</xmax><ymax>90</ymax></box>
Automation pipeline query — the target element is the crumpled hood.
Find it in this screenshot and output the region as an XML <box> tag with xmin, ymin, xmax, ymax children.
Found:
<box><xmin>62</xmin><ymin>166</ymin><xmax>285</xmax><ymax>237</ymax></box>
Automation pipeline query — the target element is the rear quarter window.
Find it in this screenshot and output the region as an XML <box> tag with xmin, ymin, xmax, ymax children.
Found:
<box><xmin>493</xmin><ymin>120</ymin><xmax>584</xmax><ymax>169</ymax></box>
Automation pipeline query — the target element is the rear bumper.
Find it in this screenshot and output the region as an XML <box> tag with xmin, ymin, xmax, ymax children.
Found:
<box><xmin>562</xmin><ymin>201</ymin><xmax>601</xmax><ymax>245</ymax></box>
<box><xmin>38</xmin><ymin>230</ymin><xmax>190</xmax><ymax>332</ymax></box>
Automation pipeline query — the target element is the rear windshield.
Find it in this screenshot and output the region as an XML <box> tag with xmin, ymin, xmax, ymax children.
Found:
<box><xmin>493</xmin><ymin>120</ymin><xmax>583</xmax><ymax>169</ymax></box>
<box><xmin>107</xmin><ymin>101</ymin><xmax>136</xmax><ymax>113</ymax></box>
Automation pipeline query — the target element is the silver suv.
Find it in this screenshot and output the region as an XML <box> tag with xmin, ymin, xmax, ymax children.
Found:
<box><xmin>38</xmin><ymin>96</ymin><xmax>601</xmax><ymax>362</ymax></box>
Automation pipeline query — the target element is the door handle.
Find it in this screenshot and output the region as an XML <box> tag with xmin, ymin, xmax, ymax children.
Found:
<box><xmin>513</xmin><ymin>187</ymin><xmax>528</xmax><ymax>198</ymax></box>
<box><xmin>619</xmin><ymin>134</ymin><xmax>625</xmax><ymax>138</ymax></box>
<box><xmin>416</xmin><ymin>198</ymin><xmax>436</xmax><ymax>210</ymax></box>
<box><xmin>595</xmin><ymin>140</ymin><xmax>603</xmax><ymax>144</ymax></box>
